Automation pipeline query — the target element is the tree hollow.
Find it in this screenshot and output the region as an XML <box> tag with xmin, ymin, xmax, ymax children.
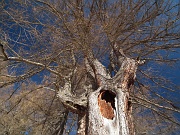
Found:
<box><xmin>98</xmin><ymin>90</ymin><xmax>116</xmax><ymax>120</ymax></box>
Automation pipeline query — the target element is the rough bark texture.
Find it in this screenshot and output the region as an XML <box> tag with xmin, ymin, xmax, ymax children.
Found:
<box><xmin>77</xmin><ymin>114</ymin><xmax>86</xmax><ymax>135</ymax></box>
<box><xmin>88</xmin><ymin>87</ymin><xmax>120</xmax><ymax>135</ymax></box>
<box><xmin>87</xmin><ymin>57</ymin><xmax>137</xmax><ymax>135</ymax></box>
<box><xmin>57</xmin><ymin>50</ymin><xmax>137</xmax><ymax>134</ymax></box>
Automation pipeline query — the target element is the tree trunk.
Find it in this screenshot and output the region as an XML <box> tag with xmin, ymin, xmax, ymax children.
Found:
<box><xmin>77</xmin><ymin>114</ymin><xmax>86</xmax><ymax>135</ymax></box>
<box><xmin>87</xmin><ymin>57</ymin><xmax>137</xmax><ymax>135</ymax></box>
<box><xmin>58</xmin><ymin>51</ymin><xmax>137</xmax><ymax>134</ymax></box>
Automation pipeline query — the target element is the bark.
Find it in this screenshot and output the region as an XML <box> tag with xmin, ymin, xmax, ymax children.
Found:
<box><xmin>57</xmin><ymin>48</ymin><xmax>138</xmax><ymax>135</ymax></box>
<box><xmin>87</xmin><ymin>57</ymin><xmax>137</xmax><ymax>135</ymax></box>
<box><xmin>77</xmin><ymin>114</ymin><xmax>86</xmax><ymax>135</ymax></box>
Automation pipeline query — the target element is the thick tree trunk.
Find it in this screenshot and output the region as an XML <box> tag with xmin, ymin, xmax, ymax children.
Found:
<box><xmin>87</xmin><ymin>57</ymin><xmax>137</xmax><ymax>135</ymax></box>
<box><xmin>58</xmin><ymin>49</ymin><xmax>137</xmax><ymax>135</ymax></box>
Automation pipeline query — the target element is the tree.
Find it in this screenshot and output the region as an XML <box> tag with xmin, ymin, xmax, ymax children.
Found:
<box><xmin>0</xmin><ymin>0</ymin><xmax>180</xmax><ymax>134</ymax></box>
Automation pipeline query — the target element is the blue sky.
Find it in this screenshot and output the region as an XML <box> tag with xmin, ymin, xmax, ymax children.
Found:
<box><xmin>1</xmin><ymin>0</ymin><xmax>180</xmax><ymax>134</ymax></box>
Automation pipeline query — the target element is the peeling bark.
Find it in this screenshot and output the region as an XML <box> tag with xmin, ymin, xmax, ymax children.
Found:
<box><xmin>57</xmin><ymin>49</ymin><xmax>137</xmax><ymax>134</ymax></box>
<box><xmin>87</xmin><ymin>57</ymin><xmax>137</xmax><ymax>135</ymax></box>
<box><xmin>88</xmin><ymin>87</ymin><xmax>120</xmax><ymax>135</ymax></box>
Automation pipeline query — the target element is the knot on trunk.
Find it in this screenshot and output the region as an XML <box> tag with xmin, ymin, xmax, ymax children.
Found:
<box><xmin>98</xmin><ymin>90</ymin><xmax>116</xmax><ymax>120</ymax></box>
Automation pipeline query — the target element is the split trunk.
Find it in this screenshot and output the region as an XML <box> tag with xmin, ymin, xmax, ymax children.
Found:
<box><xmin>58</xmin><ymin>56</ymin><xmax>138</xmax><ymax>135</ymax></box>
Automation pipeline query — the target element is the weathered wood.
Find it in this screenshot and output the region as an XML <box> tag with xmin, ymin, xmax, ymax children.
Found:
<box><xmin>88</xmin><ymin>87</ymin><xmax>120</xmax><ymax>135</ymax></box>
<box><xmin>57</xmin><ymin>51</ymin><xmax>137</xmax><ymax>135</ymax></box>
<box><xmin>77</xmin><ymin>114</ymin><xmax>87</xmax><ymax>135</ymax></box>
<box><xmin>87</xmin><ymin>57</ymin><xmax>137</xmax><ymax>135</ymax></box>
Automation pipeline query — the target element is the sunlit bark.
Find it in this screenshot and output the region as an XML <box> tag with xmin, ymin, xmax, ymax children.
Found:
<box><xmin>87</xmin><ymin>56</ymin><xmax>136</xmax><ymax>135</ymax></box>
